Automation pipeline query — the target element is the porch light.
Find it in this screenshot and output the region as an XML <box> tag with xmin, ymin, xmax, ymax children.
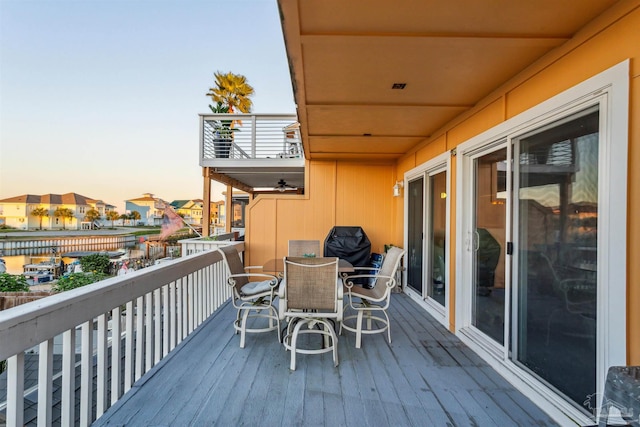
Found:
<box><xmin>393</xmin><ymin>181</ymin><xmax>404</xmax><ymax>197</ymax></box>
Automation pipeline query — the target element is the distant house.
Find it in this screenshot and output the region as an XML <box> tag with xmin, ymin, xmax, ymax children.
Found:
<box><xmin>169</xmin><ymin>199</ymin><xmax>203</xmax><ymax>226</ymax></box>
<box><xmin>0</xmin><ymin>193</ymin><xmax>116</xmax><ymax>230</ymax></box>
<box><xmin>124</xmin><ymin>193</ymin><xmax>168</xmax><ymax>226</ymax></box>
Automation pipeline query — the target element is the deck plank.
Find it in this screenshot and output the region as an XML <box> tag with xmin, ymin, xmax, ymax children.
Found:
<box><xmin>93</xmin><ymin>294</ymin><xmax>559</xmax><ymax>427</ymax></box>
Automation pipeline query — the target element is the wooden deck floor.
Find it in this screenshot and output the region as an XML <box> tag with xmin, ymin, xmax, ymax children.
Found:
<box><xmin>94</xmin><ymin>293</ymin><xmax>559</xmax><ymax>426</ymax></box>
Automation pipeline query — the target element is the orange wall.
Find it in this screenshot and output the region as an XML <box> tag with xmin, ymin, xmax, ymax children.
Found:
<box><xmin>246</xmin><ymin>160</ymin><xmax>398</xmax><ymax>266</ymax></box>
<box><xmin>394</xmin><ymin>5</ymin><xmax>640</xmax><ymax>359</ymax></box>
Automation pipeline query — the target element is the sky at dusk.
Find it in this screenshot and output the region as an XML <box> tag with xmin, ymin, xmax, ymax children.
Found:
<box><xmin>0</xmin><ymin>0</ymin><xmax>296</xmax><ymax>212</ymax></box>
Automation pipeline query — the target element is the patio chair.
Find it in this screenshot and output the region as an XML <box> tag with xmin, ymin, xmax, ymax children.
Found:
<box><xmin>279</xmin><ymin>257</ymin><xmax>342</xmax><ymax>370</ymax></box>
<box><xmin>288</xmin><ymin>239</ymin><xmax>321</xmax><ymax>257</ymax></box>
<box><xmin>340</xmin><ymin>246</ymin><xmax>405</xmax><ymax>348</ymax></box>
<box><xmin>219</xmin><ymin>245</ymin><xmax>281</xmax><ymax>348</ymax></box>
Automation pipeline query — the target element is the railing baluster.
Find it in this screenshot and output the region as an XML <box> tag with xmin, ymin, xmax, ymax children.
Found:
<box><xmin>188</xmin><ymin>274</ymin><xmax>194</xmax><ymax>334</ymax></box>
<box><xmin>37</xmin><ymin>339</ymin><xmax>53</xmax><ymax>427</ymax></box>
<box><xmin>155</xmin><ymin>288</ymin><xmax>162</xmax><ymax>365</ymax></box>
<box><xmin>182</xmin><ymin>277</ymin><xmax>189</xmax><ymax>339</ymax></box>
<box><xmin>61</xmin><ymin>329</ymin><xmax>76</xmax><ymax>427</ymax></box>
<box><xmin>96</xmin><ymin>313</ymin><xmax>108</xmax><ymax>417</ymax></box>
<box><xmin>80</xmin><ymin>321</ymin><xmax>93</xmax><ymax>426</ymax></box>
<box><xmin>135</xmin><ymin>296</ymin><xmax>144</xmax><ymax>380</ymax></box>
<box><xmin>169</xmin><ymin>281</ymin><xmax>176</xmax><ymax>352</ymax></box>
<box><xmin>145</xmin><ymin>292</ymin><xmax>153</xmax><ymax>372</ymax></box>
<box><xmin>124</xmin><ymin>300</ymin><xmax>134</xmax><ymax>392</ymax></box>
<box><xmin>6</xmin><ymin>353</ymin><xmax>24</xmax><ymax>427</ymax></box>
<box><xmin>111</xmin><ymin>305</ymin><xmax>122</xmax><ymax>404</ymax></box>
<box><xmin>198</xmin><ymin>269</ymin><xmax>204</xmax><ymax>326</ymax></box>
<box><xmin>177</xmin><ymin>277</ymin><xmax>184</xmax><ymax>344</ymax></box>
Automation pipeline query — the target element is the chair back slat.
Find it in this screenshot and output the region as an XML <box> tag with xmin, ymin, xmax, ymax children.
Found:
<box><xmin>284</xmin><ymin>257</ymin><xmax>338</xmax><ymax>310</ymax></box>
<box><xmin>219</xmin><ymin>245</ymin><xmax>249</xmax><ymax>290</ymax></box>
<box><xmin>288</xmin><ymin>240</ymin><xmax>321</xmax><ymax>257</ymax></box>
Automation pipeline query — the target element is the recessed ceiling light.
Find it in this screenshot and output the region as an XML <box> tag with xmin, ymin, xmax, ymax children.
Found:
<box><xmin>392</xmin><ymin>83</ymin><xmax>407</xmax><ymax>89</ymax></box>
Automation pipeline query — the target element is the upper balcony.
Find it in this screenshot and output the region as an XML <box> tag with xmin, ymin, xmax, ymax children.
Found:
<box><xmin>199</xmin><ymin>113</ymin><xmax>304</xmax><ymax>192</ymax></box>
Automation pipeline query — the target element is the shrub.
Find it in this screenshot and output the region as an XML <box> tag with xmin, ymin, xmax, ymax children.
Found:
<box><xmin>80</xmin><ymin>254</ymin><xmax>111</xmax><ymax>274</ymax></box>
<box><xmin>53</xmin><ymin>272</ymin><xmax>109</xmax><ymax>292</ymax></box>
<box><xmin>0</xmin><ymin>273</ymin><xmax>30</xmax><ymax>292</ymax></box>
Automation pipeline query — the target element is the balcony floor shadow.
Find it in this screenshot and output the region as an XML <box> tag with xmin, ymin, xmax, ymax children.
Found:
<box><xmin>94</xmin><ymin>293</ymin><xmax>559</xmax><ymax>426</ymax></box>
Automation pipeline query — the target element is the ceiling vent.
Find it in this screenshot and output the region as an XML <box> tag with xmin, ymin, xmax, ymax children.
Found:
<box><xmin>391</xmin><ymin>83</ymin><xmax>407</xmax><ymax>89</ymax></box>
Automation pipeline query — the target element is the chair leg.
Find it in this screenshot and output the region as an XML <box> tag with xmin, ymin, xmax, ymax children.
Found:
<box><xmin>327</xmin><ymin>321</ymin><xmax>339</xmax><ymax>367</ymax></box>
<box><xmin>383</xmin><ymin>310</ymin><xmax>392</xmax><ymax>344</ymax></box>
<box><xmin>355</xmin><ymin>310</ymin><xmax>364</xmax><ymax>349</ymax></box>
<box><xmin>290</xmin><ymin>319</ymin><xmax>306</xmax><ymax>371</ymax></box>
<box><xmin>240</xmin><ymin>309</ymin><xmax>250</xmax><ymax>349</ymax></box>
<box><xmin>270</xmin><ymin>304</ymin><xmax>282</xmax><ymax>343</ymax></box>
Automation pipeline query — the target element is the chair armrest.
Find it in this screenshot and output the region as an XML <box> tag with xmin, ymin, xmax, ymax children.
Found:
<box><xmin>343</xmin><ymin>274</ymin><xmax>395</xmax><ymax>288</ymax></box>
<box><xmin>227</xmin><ymin>273</ymin><xmax>279</xmax><ymax>288</ymax></box>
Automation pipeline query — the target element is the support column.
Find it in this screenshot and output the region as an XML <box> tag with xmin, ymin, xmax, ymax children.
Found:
<box><xmin>202</xmin><ymin>167</ymin><xmax>211</xmax><ymax>237</ymax></box>
<box><xmin>226</xmin><ymin>184</ymin><xmax>232</xmax><ymax>233</ymax></box>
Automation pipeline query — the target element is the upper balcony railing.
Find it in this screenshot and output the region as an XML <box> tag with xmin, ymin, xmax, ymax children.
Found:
<box><xmin>199</xmin><ymin>113</ymin><xmax>303</xmax><ymax>165</ymax></box>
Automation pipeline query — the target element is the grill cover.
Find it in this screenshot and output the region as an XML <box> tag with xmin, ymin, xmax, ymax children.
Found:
<box><xmin>323</xmin><ymin>226</ymin><xmax>371</xmax><ymax>267</ymax></box>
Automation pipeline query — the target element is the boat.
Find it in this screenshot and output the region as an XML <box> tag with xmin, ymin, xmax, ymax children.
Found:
<box><xmin>22</xmin><ymin>256</ymin><xmax>62</xmax><ymax>282</ymax></box>
<box><xmin>23</xmin><ymin>270</ymin><xmax>55</xmax><ymax>284</ymax></box>
<box><xmin>62</xmin><ymin>250</ymin><xmax>127</xmax><ymax>259</ymax></box>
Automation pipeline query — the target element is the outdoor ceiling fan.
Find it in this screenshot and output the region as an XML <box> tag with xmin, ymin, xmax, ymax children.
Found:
<box><xmin>275</xmin><ymin>179</ymin><xmax>296</xmax><ymax>192</ymax></box>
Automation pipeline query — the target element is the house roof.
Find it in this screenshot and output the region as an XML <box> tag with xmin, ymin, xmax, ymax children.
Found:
<box><xmin>0</xmin><ymin>193</ymin><xmax>108</xmax><ymax>206</ymax></box>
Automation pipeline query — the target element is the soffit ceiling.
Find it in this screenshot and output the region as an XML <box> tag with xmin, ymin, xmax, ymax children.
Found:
<box><xmin>278</xmin><ymin>0</ymin><xmax>619</xmax><ymax>160</ymax></box>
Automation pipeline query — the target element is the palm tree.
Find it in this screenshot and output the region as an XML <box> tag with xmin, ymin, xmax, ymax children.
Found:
<box><xmin>206</xmin><ymin>71</ymin><xmax>254</xmax><ymax>114</ymax></box>
<box><xmin>54</xmin><ymin>207</ymin><xmax>74</xmax><ymax>230</ymax></box>
<box><xmin>84</xmin><ymin>208</ymin><xmax>101</xmax><ymax>226</ymax></box>
<box><xmin>106</xmin><ymin>211</ymin><xmax>120</xmax><ymax>228</ymax></box>
<box><xmin>119</xmin><ymin>213</ymin><xmax>130</xmax><ymax>226</ymax></box>
<box><xmin>206</xmin><ymin>71</ymin><xmax>254</xmax><ymax>158</ymax></box>
<box><xmin>129</xmin><ymin>211</ymin><xmax>141</xmax><ymax>226</ymax></box>
<box><xmin>31</xmin><ymin>207</ymin><xmax>49</xmax><ymax>230</ymax></box>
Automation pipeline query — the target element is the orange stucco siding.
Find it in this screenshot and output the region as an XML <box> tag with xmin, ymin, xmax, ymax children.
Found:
<box><xmin>629</xmin><ymin>73</ymin><xmax>640</xmax><ymax>365</ymax></box>
<box><xmin>246</xmin><ymin>160</ymin><xmax>397</xmax><ymax>266</ymax></box>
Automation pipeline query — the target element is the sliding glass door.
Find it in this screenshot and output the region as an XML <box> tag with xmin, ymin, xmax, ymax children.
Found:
<box><xmin>513</xmin><ymin>108</ymin><xmax>598</xmax><ymax>407</ymax></box>
<box><xmin>471</xmin><ymin>148</ymin><xmax>507</xmax><ymax>345</ymax></box>
<box><xmin>463</xmin><ymin>107</ymin><xmax>600</xmax><ymax>411</ymax></box>
<box><xmin>406</xmin><ymin>178</ymin><xmax>424</xmax><ymax>294</ymax></box>
<box><xmin>406</xmin><ymin>157</ymin><xmax>449</xmax><ymax>317</ymax></box>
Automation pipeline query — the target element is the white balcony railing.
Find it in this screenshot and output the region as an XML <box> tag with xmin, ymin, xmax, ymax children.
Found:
<box><xmin>0</xmin><ymin>244</ymin><xmax>241</xmax><ymax>426</ymax></box>
<box><xmin>199</xmin><ymin>113</ymin><xmax>302</xmax><ymax>162</ymax></box>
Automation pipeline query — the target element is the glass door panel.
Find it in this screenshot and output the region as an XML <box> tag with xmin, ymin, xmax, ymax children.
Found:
<box><xmin>428</xmin><ymin>171</ymin><xmax>446</xmax><ymax>306</ymax></box>
<box><xmin>407</xmin><ymin>178</ymin><xmax>424</xmax><ymax>294</ymax></box>
<box><xmin>472</xmin><ymin>148</ymin><xmax>507</xmax><ymax>345</ymax></box>
<box><xmin>514</xmin><ymin>109</ymin><xmax>598</xmax><ymax>409</ymax></box>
